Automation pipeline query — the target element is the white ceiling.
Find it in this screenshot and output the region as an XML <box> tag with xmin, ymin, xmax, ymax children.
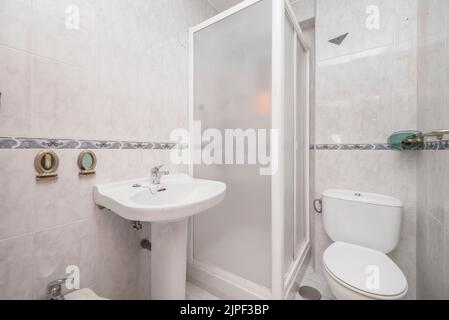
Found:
<box><xmin>207</xmin><ymin>0</ymin><xmax>298</xmax><ymax>12</ymax></box>
<box><xmin>207</xmin><ymin>0</ymin><xmax>243</xmax><ymax>12</ymax></box>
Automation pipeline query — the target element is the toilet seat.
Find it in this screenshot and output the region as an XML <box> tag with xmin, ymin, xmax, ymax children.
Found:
<box><xmin>323</xmin><ymin>242</ymin><xmax>408</xmax><ymax>299</ymax></box>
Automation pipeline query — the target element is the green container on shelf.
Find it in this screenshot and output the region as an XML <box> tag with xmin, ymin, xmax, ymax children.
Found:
<box><xmin>387</xmin><ymin>131</ymin><xmax>424</xmax><ymax>150</ymax></box>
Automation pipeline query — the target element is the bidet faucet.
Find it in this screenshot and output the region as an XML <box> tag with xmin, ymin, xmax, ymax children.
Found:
<box><xmin>151</xmin><ymin>165</ymin><xmax>169</xmax><ymax>185</ymax></box>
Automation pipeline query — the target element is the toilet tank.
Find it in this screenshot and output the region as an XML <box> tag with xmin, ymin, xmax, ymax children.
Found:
<box><xmin>322</xmin><ymin>190</ymin><xmax>403</xmax><ymax>253</ymax></box>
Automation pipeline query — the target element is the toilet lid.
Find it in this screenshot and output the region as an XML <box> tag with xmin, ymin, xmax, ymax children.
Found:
<box><xmin>323</xmin><ymin>242</ymin><xmax>408</xmax><ymax>297</ymax></box>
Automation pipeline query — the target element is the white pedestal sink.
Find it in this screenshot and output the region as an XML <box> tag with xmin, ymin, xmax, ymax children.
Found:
<box><xmin>93</xmin><ymin>174</ymin><xmax>226</xmax><ymax>300</ymax></box>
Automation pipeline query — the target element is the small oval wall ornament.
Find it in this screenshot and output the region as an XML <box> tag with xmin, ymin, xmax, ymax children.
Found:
<box><xmin>78</xmin><ymin>150</ymin><xmax>97</xmax><ymax>176</ymax></box>
<box><xmin>35</xmin><ymin>150</ymin><xmax>59</xmax><ymax>180</ymax></box>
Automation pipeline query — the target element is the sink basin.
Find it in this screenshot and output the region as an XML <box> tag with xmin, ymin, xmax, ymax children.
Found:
<box><xmin>93</xmin><ymin>174</ymin><xmax>226</xmax><ymax>222</ymax></box>
<box><xmin>93</xmin><ymin>173</ymin><xmax>226</xmax><ymax>300</ymax></box>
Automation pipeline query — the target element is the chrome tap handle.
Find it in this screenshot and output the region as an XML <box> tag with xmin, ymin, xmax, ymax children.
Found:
<box><xmin>150</xmin><ymin>165</ymin><xmax>169</xmax><ymax>185</ymax></box>
<box><xmin>47</xmin><ymin>278</ymin><xmax>66</xmax><ymax>290</ymax></box>
<box><xmin>47</xmin><ymin>278</ymin><xmax>67</xmax><ymax>300</ymax></box>
<box><xmin>151</xmin><ymin>165</ymin><xmax>165</xmax><ymax>174</ymax></box>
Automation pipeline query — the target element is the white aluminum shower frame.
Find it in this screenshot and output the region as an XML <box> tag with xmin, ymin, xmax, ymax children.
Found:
<box><xmin>283</xmin><ymin>0</ymin><xmax>311</xmax><ymax>300</ymax></box>
<box><xmin>187</xmin><ymin>0</ymin><xmax>311</xmax><ymax>300</ymax></box>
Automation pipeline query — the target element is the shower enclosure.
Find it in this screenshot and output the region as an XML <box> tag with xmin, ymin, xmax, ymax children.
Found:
<box><xmin>187</xmin><ymin>0</ymin><xmax>310</xmax><ymax>299</ymax></box>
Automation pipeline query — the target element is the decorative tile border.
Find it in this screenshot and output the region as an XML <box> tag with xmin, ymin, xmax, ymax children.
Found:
<box><xmin>423</xmin><ymin>140</ymin><xmax>449</xmax><ymax>150</ymax></box>
<box><xmin>313</xmin><ymin>141</ymin><xmax>449</xmax><ymax>151</ymax></box>
<box><xmin>0</xmin><ymin>137</ymin><xmax>187</xmax><ymax>150</ymax></box>
<box><xmin>2</xmin><ymin>137</ymin><xmax>448</xmax><ymax>151</ymax></box>
<box><xmin>314</xmin><ymin>143</ymin><xmax>392</xmax><ymax>151</ymax></box>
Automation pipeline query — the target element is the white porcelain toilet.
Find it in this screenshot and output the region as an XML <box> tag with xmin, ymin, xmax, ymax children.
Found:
<box><xmin>321</xmin><ymin>190</ymin><xmax>408</xmax><ymax>300</ymax></box>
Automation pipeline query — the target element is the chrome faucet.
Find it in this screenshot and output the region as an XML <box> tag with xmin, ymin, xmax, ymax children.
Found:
<box><xmin>151</xmin><ymin>165</ymin><xmax>169</xmax><ymax>185</ymax></box>
<box><xmin>47</xmin><ymin>278</ymin><xmax>67</xmax><ymax>300</ymax></box>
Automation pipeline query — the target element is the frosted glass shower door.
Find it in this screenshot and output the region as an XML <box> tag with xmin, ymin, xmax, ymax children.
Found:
<box><xmin>190</xmin><ymin>0</ymin><xmax>273</xmax><ymax>291</ymax></box>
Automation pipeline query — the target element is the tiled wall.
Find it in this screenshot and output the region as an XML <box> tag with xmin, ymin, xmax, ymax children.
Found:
<box><xmin>0</xmin><ymin>0</ymin><xmax>216</xmax><ymax>300</ymax></box>
<box><xmin>313</xmin><ymin>0</ymin><xmax>418</xmax><ymax>299</ymax></box>
<box><xmin>416</xmin><ymin>0</ymin><xmax>449</xmax><ymax>300</ymax></box>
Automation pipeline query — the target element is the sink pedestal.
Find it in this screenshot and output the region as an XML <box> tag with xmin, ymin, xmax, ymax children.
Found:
<box><xmin>151</xmin><ymin>218</ymin><xmax>188</xmax><ymax>300</ymax></box>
